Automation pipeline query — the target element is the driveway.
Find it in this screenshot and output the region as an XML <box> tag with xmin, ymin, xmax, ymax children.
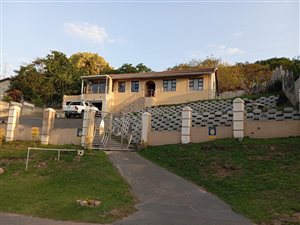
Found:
<box><xmin>109</xmin><ymin>151</ymin><xmax>253</xmax><ymax>225</ymax></box>
<box><xmin>0</xmin><ymin>151</ymin><xmax>253</xmax><ymax>225</ymax></box>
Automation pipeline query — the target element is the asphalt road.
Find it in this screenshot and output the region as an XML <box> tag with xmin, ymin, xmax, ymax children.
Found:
<box><xmin>0</xmin><ymin>116</ymin><xmax>83</xmax><ymax>129</ymax></box>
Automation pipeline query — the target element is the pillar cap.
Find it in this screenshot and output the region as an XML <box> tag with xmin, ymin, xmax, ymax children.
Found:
<box><xmin>45</xmin><ymin>108</ymin><xmax>56</xmax><ymax>112</ymax></box>
<box><xmin>182</xmin><ymin>106</ymin><xmax>192</xmax><ymax>111</ymax></box>
<box><xmin>233</xmin><ymin>98</ymin><xmax>244</xmax><ymax>103</ymax></box>
<box><xmin>142</xmin><ymin>112</ymin><xmax>151</xmax><ymax>116</ymax></box>
<box><xmin>9</xmin><ymin>105</ymin><xmax>21</xmax><ymax>111</ymax></box>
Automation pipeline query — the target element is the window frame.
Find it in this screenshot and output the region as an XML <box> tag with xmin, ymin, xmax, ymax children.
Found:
<box><xmin>163</xmin><ymin>79</ymin><xmax>176</xmax><ymax>92</ymax></box>
<box><xmin>118</xmin><ymin>81</ymin><xmax>126</xmax><ymax>93</ymax></box>
<box><xmin>131</xmin><ymin>80</ymin><xmax>139</xmax><ymax>93</ymax></box>
<box><xmin>189</xmin><ymin>78</ymin><xmax>203</xmax><ymax>91</ymax></box>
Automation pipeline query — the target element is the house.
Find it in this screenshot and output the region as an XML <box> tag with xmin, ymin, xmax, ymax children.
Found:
<box><xmin>0</xmin><ymin>77</ymin><xmax>11</xmax><ymax>100</ymax></box>
<box><xmin>63</xmin><ymin>68</ymin><xmax>218</xmax><ymax>112</ymax></box>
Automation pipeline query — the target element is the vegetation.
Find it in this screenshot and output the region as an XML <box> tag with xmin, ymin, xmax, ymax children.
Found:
<box><xmin>70</xmin><ymin>52</ymin><xmax>112</xmax><ymax>75</ymax></box>
<box><xmin>256</xmin><ymin>57</ymin><xmax>300</xmax><ymax>80</ymax></box>
<box><xmin>168</xmin><ymin>56</ymin><xmax>300</xmax><ymax>93</ymax></box>
<box><xmin>5</xmin><ymin>51</ymin><xmax>152</xmax><ymax>106</ymax></box>
<box><xmin>139</xmin><ymin>138</ymin><xmax>300</xmax><ymax>225</ymax></box>
<box><xmin>0</xmin><ymin>141</ymin><xmax>136</xmax><ymax>223</ymax></box>
<box><xmin>113</xmin><ymin>63</ymin><xmax>152</xmax><ymax>74</ymax></box>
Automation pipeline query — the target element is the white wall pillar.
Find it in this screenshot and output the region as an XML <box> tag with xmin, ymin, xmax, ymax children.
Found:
<box><xmin>41</xmin><ymin>108</ymin><xmax>56</xmax><ymax>145</ymax></box>
<box><xmin>5</xmin><ymin>105</ymin><xmax>21</xmax><ymax>142</ymax></box>
<box><xmin>141</xmin><ymin>112</ymin><xmax>151</xmax><ymax>147</ymax></box>
<box><xmin>81</xmin><ymin>109</ymin><xmax>95</xmax><ymax>148</ymax></box>
<box><xmin>181</xmin><ymin>106</ymin><xmax>192</xmax><ymax>144</ymax></box>
<box><xmin>233</xmin><ymin>98</ymin><xmax>245</xmax><ymax>139</ymax></box>
<box><xmin>81</xmin><ymin>109</ymin><xmax>90</xmax><ymax>148</ymax></box>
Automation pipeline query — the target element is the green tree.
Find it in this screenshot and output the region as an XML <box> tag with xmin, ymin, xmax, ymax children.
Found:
<box><xmin>9</xmin><ymin>62</ymin><xmax>53</xmax><ymax>104</ymax></box>
<box><xmin>113</xmin><ymin>63</ymin><xmax>152</xmax><ymax>74</ymax></box>
<box><xmin>43</xmin><ymin>51</ymin><xmax>82</xmax><ymax>104</ymax></box>
<box><xmin>256</xmin><ymin>57</ymin><xmax>300</xmax><ymax>80</ymax></box>
<box><xmin>136</xmin><ymin>63</ymin><xmax>152</xmax><ymax>73</ymax></box>
<box><xmin>70</xmin><ymin>52</ymin><xmax>112</xmax><ymax>75</ymax></box>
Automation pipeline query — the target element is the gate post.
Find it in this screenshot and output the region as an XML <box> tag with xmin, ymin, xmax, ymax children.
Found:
<box><xmin>141</xmin><ymin>112</ymin><xmax>151</xmax><ymax>147</ymax></box>
<box><xmin>181</xmin><ymin>106</ymin><xmax>192</xmax><ymax>144</ymax></box>
<box><xmin>233</xmin><ymin>98</ymin><xmax>245</xmax><ymax>139</ymax></box>
<box><xmin>5</xmin><ymin>105</ymin><xmax>21</xmax><ymax>142</ymax></box>
<box><xmin>81</xmin><ymin>109</ymin><xmax>95</xmax><ymax>148</ymax></box>
<box><xmin>41</xmin><ymin>108</ymin><xmax>56</xmax><ymax>145</ymax></box>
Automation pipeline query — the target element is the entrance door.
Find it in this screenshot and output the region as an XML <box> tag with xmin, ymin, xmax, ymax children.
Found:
<box><xmin>145</xmin><ymin>81</ymin><xmax>156</xmax><ymax>97</ymax></box>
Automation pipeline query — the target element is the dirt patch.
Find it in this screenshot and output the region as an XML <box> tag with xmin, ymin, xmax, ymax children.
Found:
<box><xmin>109</xmin><ymin>209</ymin><xmax>127</xmax><ymax>217</ymax></box>
<box><xmin>211</xmin><ymin>160</ymin><xmax>241</xmax><ymax>178</ymax></box>
<box><xmin>260</xmin><ymin>212</ymin><xmax>300</xmax><ymax>225</ymax></box>
<box><xmin>0</xmin><ymin>157</ymin><xmax>25</xmax><ymax>167</ymax></box>
<box><xmin>34</xmin><ymin>161</ymin><xmax>48</xmax><ymax>168</ymax></box>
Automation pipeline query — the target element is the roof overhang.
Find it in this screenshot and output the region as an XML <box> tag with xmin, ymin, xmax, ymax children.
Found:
<box><xmin>80</xmin><ymin>68</ymin><xmax>217</xmax><ymax>81</ymax></box>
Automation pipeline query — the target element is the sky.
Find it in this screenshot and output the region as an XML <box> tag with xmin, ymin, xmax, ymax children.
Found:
<box><xmin>0</xmin><ymin>0</ymin><xmax>299</xmax><ymax>78</ymax></box>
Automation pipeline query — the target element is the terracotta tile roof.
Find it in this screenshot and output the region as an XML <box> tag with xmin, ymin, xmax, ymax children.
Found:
<box><xmin>108</xmin><ymin>68</ymin><xmax>217</xmax><ymax>80</ymax></box>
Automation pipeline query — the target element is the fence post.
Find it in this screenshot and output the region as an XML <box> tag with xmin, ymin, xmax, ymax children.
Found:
<box><xmin>233</xmin><ymin>98</ymin><xmax>245</xmax><ymax>139</ymax></box>
<box><xmin>5</xmin><ymin>105</ymin><xmax>21</xmax><ymax>142</ymax></box>
<box><xmin>81</xmin><ymin>109</ymin><xmax>95</xmax><ymax>148</ymax></box>
<box><xmin>181</xmin><ymin>106</ymin><xmax>192</xmax><ymax>144</ymax></box>
<box><xmin>81</xmin><ymin>109</ymin><xmax>89</xmax><ymax>148</ymax></box>
<box><xmin>141</xmin><ymin>112</ymin><xmax>151</xmax><ymax>147</ymax></box>
<box><xmin>41</xmin><ymin>108</ymin><xmax>56</xmax><ymax>145</ymax></box>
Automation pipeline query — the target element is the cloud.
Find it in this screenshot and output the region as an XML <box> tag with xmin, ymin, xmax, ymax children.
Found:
<box><xmin>64</xmin><ymin>22</ymin><xmax>109</xmax><ymax>44</ymax></box>
<box><xmin>233</xmin><ymin>32</ymin><xmax>243</xmax><ymax>37</ymax></box>
<box><xmin>214</xmin><ymin>45</ymin><xmax>245</xmax><ymax>56</ymax></box>
<box><xmin>226</xmin><ymin>47</ymin><xmax>245</xmax><ymax>55</ymax></box>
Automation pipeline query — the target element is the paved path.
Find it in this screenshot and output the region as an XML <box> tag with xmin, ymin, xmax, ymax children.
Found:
<box><xmin>0</xmin><ymin>152</ymin><xmax>253</xmax><ymax>225</ymax></box>
<box><xmin>109</xmin><ymin>152</ymin><xmax>253</xmax><ymax>225</ymax></box>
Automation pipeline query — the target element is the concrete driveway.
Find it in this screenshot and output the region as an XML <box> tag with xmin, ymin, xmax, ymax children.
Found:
<box><xmin>109</xmin><ymin>152</ymin><xmax>253</xmax><ymax>225</ymax></box>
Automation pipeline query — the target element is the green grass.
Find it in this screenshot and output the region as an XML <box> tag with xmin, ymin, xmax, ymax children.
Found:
<box><xmin>0</xmin><ymin>141</ymin><xmax>136</xmax><ymax>223</ymax></box>
<box><xmin>139</xmin><ymin>138</ymin><xmax>300</xmax><ymax>225</ymax></box>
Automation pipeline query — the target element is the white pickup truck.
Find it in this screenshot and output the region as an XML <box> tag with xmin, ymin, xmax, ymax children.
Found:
<box><xmin>63</xmin><ymin>101</ymin><xmax>99</xmax><ymax>118</ymax></box>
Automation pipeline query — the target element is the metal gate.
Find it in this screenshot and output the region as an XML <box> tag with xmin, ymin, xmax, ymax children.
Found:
<box><xmin>92</xmin><ymin>111</ymin><xmax>135</xmax><ymax>151</ymax></box>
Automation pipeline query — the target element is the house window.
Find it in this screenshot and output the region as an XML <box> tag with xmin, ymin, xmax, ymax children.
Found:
<box><xmin>131</xmin><ymin>81</ymin><xmax>139</xmax><ymax>92</ymax></box>
<box><xmin>118</xmin><ymin>81</ymin><xmax>126</xmax><ymax>93</ymax></box>
<box><xmin>163</xmin><ymin>79</ymin><xmax>176</xmax><ymax>91</ymax></box>
<box><xmin>90</xmin><ymin>80</ymin><xmax>106</xmax><ymax>94</ymax></box>
<box><xmin>189</xmin><ymin>78</ymin><xmax>203</xmax><ymax>90</ymax></box>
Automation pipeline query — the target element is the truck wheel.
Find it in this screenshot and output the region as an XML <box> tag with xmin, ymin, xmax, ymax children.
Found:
<box><xmin>65</xmin><ymin>113</ymin><xmax>71</xmax><ymax>118</ymax></box>
<box><xmin>80</xmin><ymin>111</ymin><xmax>84</xmax><ymax>119</ymax></box>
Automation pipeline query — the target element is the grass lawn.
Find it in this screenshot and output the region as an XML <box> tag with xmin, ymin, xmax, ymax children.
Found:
<box><xmin>0</xmin><ymin>141</ymin><xmax>136</xmax><ymax>223</ymax></box>
<box><xmin>139</xmin><ymin>137</ymin><xmax>300</xmax><ymax>225</ymax></box>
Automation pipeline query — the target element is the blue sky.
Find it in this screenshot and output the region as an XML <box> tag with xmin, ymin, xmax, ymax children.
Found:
<box><xmin>0</xmin><ymin>0</ymin><xmax>299</xmax><ymax>78</ymax></box>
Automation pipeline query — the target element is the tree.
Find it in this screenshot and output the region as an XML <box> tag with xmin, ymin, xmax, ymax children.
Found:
<box><xmin>8</xmin><ymin>51</ymin><xmax>85</xmax><ymax>106</ymax></box>
<box><xmin>168</xmin><ymin>56</ymin><xmax>222</xmax><ymax>71</ymax></box>
<box><xmin>136</xmin><ymin>63</ymin><xmax>152</xmax><ymax>73</ymax></box>
<box><xmin>70</xmin><ymin>52</ymin><xmax>112</xmax><ymax>75</ymax></box>
<box><xmin>43</xmin><ymin>51</ymin><xmax>82</xmax><ymax>105</ymax></box>
<box><xmin>113</xmin><ymin>63</ymin><xmax>152</xmax><ymax>74</ymax></box>
<box><xmin>217</xmin><ymin>65</ymin><xmax>244</xmax><ymax>92</ymax></box>
<box><xmin>5</xmin><ymin>89</ymin><xmax>23</xmax><ymax>102</ymax></box>
<box><xmin>10</xmin><ymin>63</ymin><xmax>53</xmax><ymax>105</ymax></box>
<box><xmin>256</xmin><ymin>57</ymin><xmax>300</xmax><ymax>80</ymax></box>
<box><xmin>239</xmin><ymin>63</ymin><xmax>272</xmax><ymax>94</ymax></box>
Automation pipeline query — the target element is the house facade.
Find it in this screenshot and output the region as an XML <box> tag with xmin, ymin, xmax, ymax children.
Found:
<box><xmin>63</xmin><ymin>68</ymin><xmax>218</xmax><ymax>112</ymax></box>
<box><xmin>0</xmin><ymin>77</ymin><xmax>11</xmax><ymax>100</ymax></box>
